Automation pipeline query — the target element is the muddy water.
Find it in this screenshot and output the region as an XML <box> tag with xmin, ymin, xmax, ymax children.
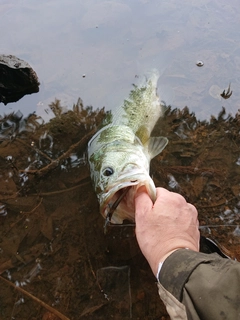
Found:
<box><xmin>0</xmin><ymin>1</ymin><xmax>240</xmax><ymax>319</ymax></box>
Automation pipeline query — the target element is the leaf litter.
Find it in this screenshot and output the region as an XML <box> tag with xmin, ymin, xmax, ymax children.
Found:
<box><xmin>0</xmin><ymin>98</ymin><xmax>239</xmax><ymax>319</ymax></box>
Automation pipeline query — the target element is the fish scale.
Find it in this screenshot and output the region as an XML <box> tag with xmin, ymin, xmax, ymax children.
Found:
<box><xmin>88</xmin><ymin>70</ymin><xmax>168</xmax><ymax>224</ymax></box>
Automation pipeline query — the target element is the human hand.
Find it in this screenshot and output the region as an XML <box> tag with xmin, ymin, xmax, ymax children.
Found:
<box><xmin>135</xmin><ymin>187</ymin><xmax>200</xmax><ymax>276</ymax></box>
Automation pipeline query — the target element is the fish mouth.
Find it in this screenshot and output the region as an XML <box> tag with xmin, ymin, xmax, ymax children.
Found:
<box><xmin>100</xmin><ymin>171</ymin><xmax>156</xmax><ymax>224</ymax></box>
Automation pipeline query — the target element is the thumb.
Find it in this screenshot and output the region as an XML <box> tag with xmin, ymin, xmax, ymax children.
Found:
<box><xmin>135</xmin><ymin>186</ymin><xmax>153</xmax><ymax>218</ymax></box>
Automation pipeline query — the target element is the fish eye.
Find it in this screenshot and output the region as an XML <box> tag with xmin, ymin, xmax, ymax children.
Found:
<box><xmin>102</xmin><ymin>167</ymin><xmax>114</xmax><ymax>176</ymax></box>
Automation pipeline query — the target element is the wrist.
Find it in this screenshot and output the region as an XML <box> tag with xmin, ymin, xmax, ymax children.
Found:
<box><xmin>153</xmin><ymin>242</ymin><xmax>199</xmax><ymax>277</ymax></box>
<box><xmin>155</xmin><ymin>249</ymin><xmax>178</xmax><ymax>277</ymax></box>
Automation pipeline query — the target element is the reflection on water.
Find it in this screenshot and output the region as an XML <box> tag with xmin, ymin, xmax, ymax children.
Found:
<box><xmin>0</xmin><ymin>98</ymin><xmax>240</xmax><ymax>318</ymax></box>
<box><xmin>1</xmin><ymin>0</ymin><xmax>240</xmax><ymax>120</ymax></box>
<box><xmin>1</xmin><ymin>0</ymin><xmax>240</xmax><ymax>318</ymax></box>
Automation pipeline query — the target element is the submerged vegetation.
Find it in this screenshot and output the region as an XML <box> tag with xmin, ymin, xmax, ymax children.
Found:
<box><xmin>0</xmin><ymin>99</ymin><xmax>239</xmax><ymax>319</ymax></box>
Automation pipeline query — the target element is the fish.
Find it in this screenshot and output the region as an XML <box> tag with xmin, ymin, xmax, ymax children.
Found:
<box><xmin>87</xmin><ymin>70</ymin><xmax>168</xmax><ymax>224</ymax></box>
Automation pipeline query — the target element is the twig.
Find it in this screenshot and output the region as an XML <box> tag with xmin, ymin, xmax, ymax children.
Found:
<box><xmin>199</xmin><ymin>224</ymin><xmax>239</xmax><ymax>228</ymax></box>
<box><xmin>31</xmin><ymin>181</ymin><xmax>90</xmax><ymax>196</ymax></box>
<box><xmin>19</xmin><ymin>129</ymin><xmax>95</xmax><ymax>176</ymax></box>
<box><xmin>3</xmin><ymin>198</ymin><xmax>43</xmax><ymax>233</ymax></box>
<box><xmin>0</xmin><ymin>275</ymin><xmax>70</xmax><ymax>320</ymax></box>
<box><xmin>54</xmin><ymin>129</ymin><xmax>95</xmax><ymax>162</ymax></box>
<box><xmin>162</xmin><ymin>165</ymin><xmax>224</xmax><ymax>176</ymax></box>
<box><xmin>198</xmin><ymin>197</ymin><xmax>235</xmax><ymax>208</ymax></box>
<box><xmin>24</xmin><ymin>197</ymin><xmax>43</xmax><ymax>214</ymax></box>
<box><xmin>83</xmin><ymin>229</ymin><xmax>109</xmax><ymax>301</ymax></box>
<box><xmin>17</xmin><ymin>138</ymin><xmax>53</xmax><ymax>162</ymax></box>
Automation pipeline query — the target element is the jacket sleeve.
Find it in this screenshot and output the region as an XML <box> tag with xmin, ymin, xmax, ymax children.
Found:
<box><xmin>158</xmin><ymin>249</ymin><xmax>240</xmax><ymax>320</ymax></box>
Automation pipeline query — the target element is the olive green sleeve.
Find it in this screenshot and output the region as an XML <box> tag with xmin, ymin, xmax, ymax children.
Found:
<box><xmin>158</xmin><ymin>249</ymin><xmax>240</xmax><ymax>319</ymax></box>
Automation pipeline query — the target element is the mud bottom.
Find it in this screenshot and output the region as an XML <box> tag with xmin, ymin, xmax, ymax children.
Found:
<box><xmin>97</xmin><ymin>266</ymin><xmax>132</xmax><ymax>318</ymax></box>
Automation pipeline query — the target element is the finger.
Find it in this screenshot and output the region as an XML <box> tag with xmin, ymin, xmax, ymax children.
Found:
<box><xmin>135</xmin><ymin>189</ymin><xmax>153</xmax><ymax>217</ymax></box>
<box><xmin>153</xmin><ymin>187</ymin><xmax>173</xmax><ymax>206</ymax></box>
<box><xmin>155</xmin><ymin>187</ymin><xmax>170</xmax><ymax>198</ymax></box>
<box><xmin>188</xmin><ymin>203</ymin><xmax>199</xmax><ymax>220</ymax></box>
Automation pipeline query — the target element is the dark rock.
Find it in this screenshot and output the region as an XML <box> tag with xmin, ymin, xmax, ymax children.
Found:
<box><xmin>0</xmin><ymin>54</ymin><xmax>40</xmax><ymax>105</ymax></box>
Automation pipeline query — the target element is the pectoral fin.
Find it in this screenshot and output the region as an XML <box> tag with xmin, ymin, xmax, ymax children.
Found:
<box><xmin>148</xmin><ymin>136</ymin><xmax>168</xmax><ymax>159</ymax></box>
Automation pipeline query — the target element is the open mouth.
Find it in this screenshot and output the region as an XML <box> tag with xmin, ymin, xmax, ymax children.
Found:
<box><xmin>101</xmin><ymin>173</ymin><xmax>156</xmax><ymax>225</ymax></box>
<box><xmin>101</xmin><ymin>180</ymin><xmax>140</xmax><ymax>222</ymax></box>
<box><xmin>105</xmin><ymin>186</ymin><xmax>131</xmax><ymax>223</ymax></box>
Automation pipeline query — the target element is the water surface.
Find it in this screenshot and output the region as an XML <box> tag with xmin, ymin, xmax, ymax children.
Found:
<box><xmin>1</xmin><ymin>0</ymin><xmax>240</xmax><ymax>119</ymax></box>
<box><xmin>0</xmin><ymin>1</ymin><xmax>240</xmax><ymax>319</ymax></box>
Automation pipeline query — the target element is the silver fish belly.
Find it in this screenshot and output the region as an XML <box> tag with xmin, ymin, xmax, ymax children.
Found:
<box><xmin>87</xmin><ymin>70</ymin><xmax>168</xmax><ymax>224</ymax></box>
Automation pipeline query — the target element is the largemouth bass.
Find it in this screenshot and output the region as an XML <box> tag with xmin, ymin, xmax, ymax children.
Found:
<box><xmin>88</xmin><ymin>71</ymin><xmax>168</xmax><ymax>224</ymax></box>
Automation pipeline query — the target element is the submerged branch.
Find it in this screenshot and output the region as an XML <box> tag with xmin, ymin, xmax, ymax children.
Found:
<box><xmin>0</xmin><ymin>275</ymin><xmax>70</xmax><ymax>320</ymax></box>
<box><xmin>19</xmin><ymin>129</ymin><xmax>96</xmax><ymax>176</ymax></box>
<box><xmin>31</xmin><ymin>180</ymin><xmax>90</xmax><ymax>196</ymax></box>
